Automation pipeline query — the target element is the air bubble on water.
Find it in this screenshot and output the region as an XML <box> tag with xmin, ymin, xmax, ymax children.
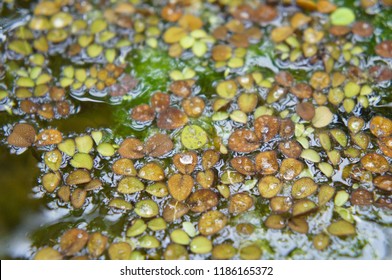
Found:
<box><xmin>179</xmin><ymin>154</ymin><xmax>193</xmax><ymax>164</ymax></box>
<box><xmin>47</xmin><ymin>153</ymin><xmax>58</xmax><ymax>162</ymax></box>
<box><xmin>136</xmin><ymin>145</ymin><xmax>143</xmax><ymax>151</ymax></box>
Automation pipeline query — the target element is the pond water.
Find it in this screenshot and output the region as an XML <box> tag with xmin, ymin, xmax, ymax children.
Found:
<box><xmin>0</xmin><ymin>0</ymin><xmax>391</xmax><ymax>260</ymax></box>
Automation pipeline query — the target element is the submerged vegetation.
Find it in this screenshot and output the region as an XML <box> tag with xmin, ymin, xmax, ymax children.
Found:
<box><xmin>0</xmin><ymin>0</ymin><xmax>391</xmax><ymax>260</ymax></box>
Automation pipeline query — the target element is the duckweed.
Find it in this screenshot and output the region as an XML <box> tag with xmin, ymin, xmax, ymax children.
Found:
<box><xmin>190</xmin><ymin>236</ymin><xmax>212</xmax><ymax>254</ymax></box>
<box><xmin>135</xmin><ymin>200</ymin><xmax>159</xmax><ymax>218</ymax></box>
<box><xmin>181</xmin><ymin>125</ymin><xmax>208</xmax><ymax>150</ymax></box>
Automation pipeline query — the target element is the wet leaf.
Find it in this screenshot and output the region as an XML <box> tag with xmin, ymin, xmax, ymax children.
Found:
<box><xmin>278</xmin><ymin>140</ymin><xmax>303</xmax><ymax>158</ymax></box>
<box><xmin>350</xmin><ymin>188</ymin><xmax>373</xmax><ymax>205</ymax></box>
<box><xmin>300</xmin><ymin>149</ymin><xmax>321</xmax><ymax>163</ymax></box>
<box><xmin>239</xmin><ymin>244</ymin><xmax>262</xmax><ymax>260</ymax></box>
<box><xmin>168</xmin><ymin>174</ymin><xmax>194</xmax><ymax>201</ymax></box>
<box><xmin>280</xmin><ymin>158</ymin><xmax>304</xmax><ymax>180</ymax></box>
<box><xmin>254</xmin><ymin>115</ymin><xmax>280</xmax><ymax>142</ymax></box>
<box><xmin>361</xmin><ymin>153</ymin><xmax>389</xmax><ymax>173</ymax></box>
<box><xmin>170</xmin><ymin>80</ymin><xmax>192</xmax><ymax>98</ymax></box>
<box><xmin>190</xmin><ymin>236</ymin><xmax>212</xmax><ymax>254</ymax></box>
<box><xmin>369</xmin><ymin>116</ymin><xmax>392</xmax><ymax>138</ymax></box>
<box><xmin>280</xmin><ymin>118</ymin><xmax>295</xmax><ymax>139</ymax></box>
<box><xmin>118</xmin><ymin>177</ymin><xmax>145</xmax><ymax>194</ymax></box>
<box><xmin>163</xmin><ymin>199</ymin><xmax>189</xmax><ymax>222</ymax></box>
<box><xmin>131</xmin><ymin>104</ymin><xmax>155</xmax><ymax>122</ymax></box>
<box><xmin>42</xmin><ymin>172</ymin><xmax>61</xmax><ymax>192</ymax></box>
<box><xmin>288</xmin><ymin>218</ymin><xmax>308</xmax><ymax>234</ymax></box>
<box><xmin>58</xmin><ymin>139</ymin><xmax>76</xmax><ymax>156</ymax></box>
<box><xmin>255</xmin><ymin>151</ymin><xmax>279</xmax><ymax>175</ymax></box>
<box><xmin>212</xmin><ymin>45</ymin><xmax>232</xmax><ymax>61</ymax></box>
<box><xmin>216</xmin><ymin>80</ymin><xmax>237</xmax><ymax>99</ymax></box>
<box><xmin>108</xmin><ymin>242</ymin><xmax>132</xmax><ymax>260</ymax></box>
<box><xmin>196</xmin><ymin>169</ymin><xmax>215</xmax><ymax>189</ymax></box>
<box><xmin>228</xmin><ymin>129</ymin><xmax>260</xmax><ymax>153</ymax></box>
<box><xmin>87</xmin><ymin>232</ymin><xmax>108</xmax><ymax>258</ymax></box>
<box><xmin>265</xmin><ymin>214</ymin><xmax>286</xmax><ymax>229</ymax></box>
<box><xmin>112</xmin><ymin>158</ymin><xmax>137</xmax><ymax>176</ymax></box>
<box><xmin>296</xmin><ymin>102</ymin><xmax>315</xmax><ymax>121</ymax></box>
<box><xmin>108</xmin><ymin>199</ymin><xmax>133</xmax><ymax>210</ymax></box>
<box><xmin>138</xmin><ymin>163</ymin><xmax>165</xmax><ymax>181</ymax></box>
<box><xmin>164</xmin><ymin>243</ymin><xmax>189</xmax><ymax>260</ymax></box>
<box><xmin>212</xmin><ymin>244</ymin><xmax>236</xmax><ymax>260</ymax></box>
<box><xmin>173</xmin><ymin>152</ymin><xmax>198</xmax><ymax>174</ymax></box>
<box><xmin>127</xmin><ymin>219</ymin><xmax>147</xmax><ymax>237</ymax></box>
<box><xmin>157</xmin><ymin>107</ymin><xmax>188</xmax><ymax>130</ymax></box>
<box><xmin>57</xmin><ymin>185</ymin><xmax>70</xmax><ymax>202</ymax></box>
<box><xmin>292</xmin><ymin>199</ymin><xmax>317</xmax><ymax>216</ymax></box>
<box><xmin>60</xmin><ymin>229</ymin><xmax>89</xmax><ymax>256</ymax></box>
<box><xmin>291</xmin><ymin>83</ymin><xmax>313</xmax><ymax>99</ymax></box>
<box><xmin>229</xmin><ymin>193</ymin><xmax>254</xmax><ymax>214</ymax></box>
<box><xmin>151</xmin><ymin>92</ymin><xmax>170</xmax><ymax>113</ymax></box>
<box><xmin>327</xmin><ymin>220</ymin><xmax>356</xmax><ymax>236</ymax></box>
<box><xmin>182</xmin><ymin>96</ymin><xmax>205</xmax><ymax>118</ymax></box>
<box><xmin>7</xmin><ymin>123</ymin><xmax>36</xmax><ymax>147</ymax></box>
<box><xmin>330</xmin><ymin>7</ymin><xmax>355</xmax><ymax>26</ymax></box>
<box><xmin>118</xmin><ymin>138</ymin><xmax>145</xmax><ymax>159</ymax></box>
<box><xmin>313</xmin><ymin>233</ymin><xmax>330</xmax><ymax>251</ymax></box>
<box><xmin>373</xmin><ymin>175</ymin><xmax>392</xmax><ymax>192</ymax></box>
<box><xmin>170</xmin><ymin>229</ymin><xmax>190</xmax><ymax>245</ymax></box>
<box><xmin>9</xmin><ymin>40</ymin><xmax>32</xmax><ymax>56</ymax></box>
<box><xmin>258</xmin><ymin>176</ymin><xmax>282</xmax><ymax>198</ymax></box>
<box><xmin>181</xmin><ymin>125</ymin><xmax>208</xmax><ymax>150</ymax></box>
<box><xmin>271</xmin><ymin>26</ymin><xmax>293</xmax><ymax>43</ymax></box>
<box><xmin>66</xmin><ymin>169</ymin><xmax>91</xmax><ymax>185</ymax></box>
<box><xmin>375</xmin><ymin>41</ymin><xmax>392</xmax><ymax>58</ymax></box>
<box><xmin>145</xmin><ymin>133</ymin><xmax>173</xmax><ymax>157</ymax></box>
<box><xmin>230</xmin><ymin>156</ymin><xmax>255</xmax><ymax>175</ymax></box>
<box><xmin>70</xmin><ymin>153</ymin><xmax>93</xmax><ymax>170</ymax></box>
<box><xmin>198</xmin><ymin>210</ymin><xmax>227</xmax><ymax>236</ymax></box>
<box><xmin>146</xmin><ymin>182</ymin><xmax>169</xmax><ymax>197</ymax></box>
<box><xmin>292</xmin><ymin>177</ymin><xmax>318</xmax><ymax>199</ymax></box>
<box><xmin>202</xmin><ymin>150</ymin><xmax>220</xmax><ymax>170</ymax></box>
<box><xmin>134</xmin><ymin>200</ymin><xmax>159</xmax><ymax>218</ymax></box>
<box><xmin>270</xmin><ymin>196</ymin><xmax>292</xmax><ymax>213</ymax></box>
<box><xmin>187</xmin><ymin>189</ymin><xmax>218</xmax><ymax>213</ymax></box>
<box><xmin>71</xmin><ymin>188</ymin><xmax>87</xmax><ymax>209</ymax></box>
<box><xmin>312</xmin><ymin>106</ymin><xmax>333</xmax><ymax>128</ymax></box>
<box><xmin>35</xmin><ymin>129</ymin><xmax>63</xmax><ymax>146</ymax></box>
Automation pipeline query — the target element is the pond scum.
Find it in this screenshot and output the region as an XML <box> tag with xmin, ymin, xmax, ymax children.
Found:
<box><xmin>0</xmin><ymin>0</ymin><xmax>391</xmax><ymax>260</ymax></box>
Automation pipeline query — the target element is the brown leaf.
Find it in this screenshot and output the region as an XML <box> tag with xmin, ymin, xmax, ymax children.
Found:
<box><xmin>145</xmin><ymin>133</ymin><xmax>173</xmax><ymax>157</ymax></box>
<box><xmin>118</xmin><ymin>138</ymin><xmax>144</xmax><ymax>159</ymax></box>
<box><xmin>7</xmin><ymin>123</ymin><xmax>36</xmax><ymax>147</ymax></box>
<box><xmin>60</xmin><ymin>228</ymin><xmax>89</xmax><ymax>256</ymax></box>
<box><xmin>157</xmin><ymin>107</ymin><xmax>188</xmax><ymax>130</ymax></box>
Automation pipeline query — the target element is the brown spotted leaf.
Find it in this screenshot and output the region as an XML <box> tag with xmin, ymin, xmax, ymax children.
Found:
<box><xmin>157</xmin><ymin>107</ymin><xmax>188</xmax><ymax>130</ymax></box>
<box><xmin>60</xmin><ymin>229</ymin><xmax>89</xmax><ymax>256</ymax></box>
<box><xmin>228</xmin><ymin>129</ymin><xmax>260</xmax><ymax>153</ymax></box>
<box><xmin>145</xmin><ymin>133</ymin><xmax>173</xmax><ymax>157</ymax></box>
<box><xmin>118</xmin><ymin>138</ymin><xmax>144</xmax><ymax>159</ymax></box>
<box><xmin>7</xmin><ymin>123</ymin><xmax>36</xmax><ymax>147</ymax></box>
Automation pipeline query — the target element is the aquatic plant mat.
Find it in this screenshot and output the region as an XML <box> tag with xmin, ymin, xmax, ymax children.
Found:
<box><xmin>0</xmin><ymin>0</ymin><xmax>391</xmax><ymax>260</ymax></box>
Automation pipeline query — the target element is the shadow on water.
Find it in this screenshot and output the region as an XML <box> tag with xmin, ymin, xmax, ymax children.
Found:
<box><xmin>50</xmin><ymin>101</ymin><xmax>115</xmax><ymax>134</ymax></box>
<box><xmin>0</xmin><ymin>101</ymin><xmax>116</xmax><ymax>259</ymax></box>
<box><xmin>0</xmin><ymin>145</ymin><xmax>40</xmax><ymax>258</ymax></box>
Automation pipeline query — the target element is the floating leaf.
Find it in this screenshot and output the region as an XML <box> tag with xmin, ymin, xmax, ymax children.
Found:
<box><xmin>181</xmin><ymin>125</ymin><xmax>208</xmax><ymax>150</ymax></box>
<box><xmin>60</xmin><ymin>229</ymin><xmax>89</xmax><ymax>256</ymax></box>
<box><xmin>7</xmin><ymin>123</ymin><xmax>36</xmax><ymax>147</ymax></box>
